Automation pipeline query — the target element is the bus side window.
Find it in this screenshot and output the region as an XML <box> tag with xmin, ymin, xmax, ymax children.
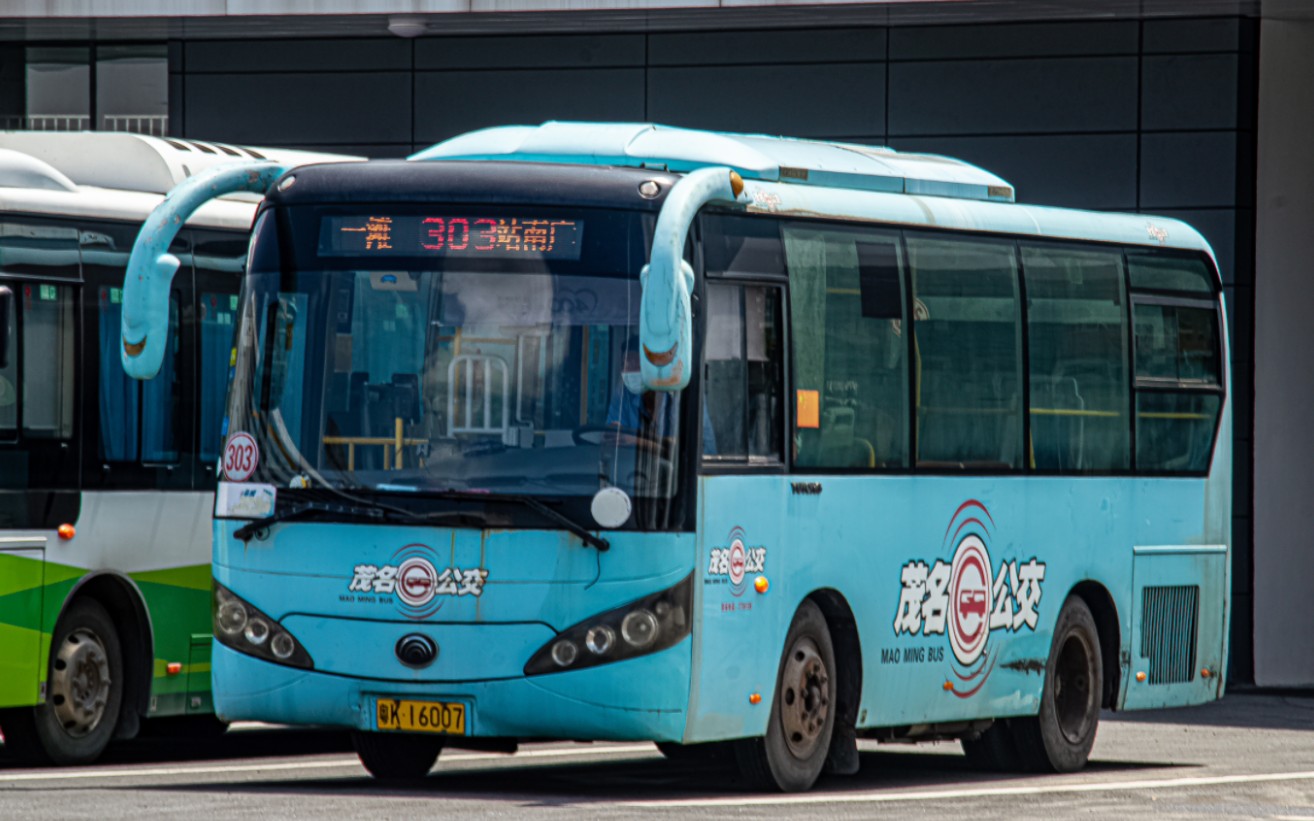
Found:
<box><xmin>783</xmin><ymin>224</ymin><xmax>909</xmax><ymax>470</ymax></box>
<box><xmin>0</xmin><ymin>291</ymin><xmax>15</xmax><ymax>436</ymax></box>
<box><xmin>702</xmin><ymin>282</ymin><xmax>783</xmax><ymax>463</ymax></box>
<box><xmin>907</xmin><ymin>234</ymin><xmax>1023</xmax><ymax>470</ymax></box>
<box><xmin>21</xmin><ymin>282</ymin><xmax>75</xmax><ymax>441</ymax></box>
<box><xmin>1023</xmin><ymin>244</ymin><xmax>1131</xmax><ymax>472</ymax></box>
<box><xmin>96</xmin><ymin>281</ymin><xmax>181</xmax><ymax>464</ymax></box>
<box><xmin>1128</xmin><ymin>252</ymin><xmax>1223</xmax><ymax>474</ymax></box>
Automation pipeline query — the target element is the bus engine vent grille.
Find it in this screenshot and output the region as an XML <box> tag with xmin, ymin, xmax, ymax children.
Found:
<box><xmin>1140</xmin><ymin>585</ymin><xmax>1199</xmax><ymax>685</ymax></box>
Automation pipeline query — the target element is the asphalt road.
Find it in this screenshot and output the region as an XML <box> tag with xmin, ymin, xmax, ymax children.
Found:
<box><xmin>4</xmin><ymin>694</ymin><xmax>1314</xmax><ymax>819</ymax></box>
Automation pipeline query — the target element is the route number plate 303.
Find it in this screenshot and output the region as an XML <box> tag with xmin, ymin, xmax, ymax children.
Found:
<box><xmin>375</xmin><ymin>698</ymin><xmax>466</xmax><ymax>735</ymax></box>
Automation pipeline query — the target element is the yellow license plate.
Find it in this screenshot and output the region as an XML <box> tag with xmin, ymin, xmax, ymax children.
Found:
<box><xmin>375</xmin><ymin>698</ymin><xmax>466</xmax><ymax>735</ymax></box>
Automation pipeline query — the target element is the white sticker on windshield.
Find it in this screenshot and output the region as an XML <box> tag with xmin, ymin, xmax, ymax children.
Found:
<box><xmin>216</xmin><ymin>481</ymin><xmax>276</xmax><ymax>519</ymax></box>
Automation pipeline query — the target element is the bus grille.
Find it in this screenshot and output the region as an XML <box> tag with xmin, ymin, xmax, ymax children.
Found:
<box><xmin>1140</xmin><ymin>585</ymin><xmax>1199</xmax><ymax>685</ymax></box>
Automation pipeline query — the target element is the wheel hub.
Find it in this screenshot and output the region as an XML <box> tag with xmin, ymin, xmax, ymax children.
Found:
<box><xmin>779</xmin><ymin>636</ymin><xmax>830</xmax><ymax>759</ymax></box>
<box><xmin>50</xmin><ymin>628</ymin><xmax>111</xmax><ymax>738</ymax></box>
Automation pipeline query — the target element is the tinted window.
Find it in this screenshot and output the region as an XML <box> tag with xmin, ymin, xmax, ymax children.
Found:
<box><xmin>22</xmin><ymin>282</ymin><xmax>75</xmax><ymax>440</ymax></box>
<box><xmin>784</xmin><ymin>223</ymin><xmax>909</xmax><ymax>469</ymax></box>
<box><xmin>1023</xmin><ymin>244</ymin><xmax>1130</xmax><ymax>472</ymax></box>
<box><xmin>1127</xmin><ymin>251</ymin><xmax>1214</xmax><ymax>294</ymax></box>
<box><xmin>97</xmin><ymin>287</ymin><xmax>180</xmax><ymax>462</ymax></box>
<box><xmin>703</xmin><ymin>282</ymin><xmax>784</xmax><ymax>462</ymax></box>
<box><xmin>1130</xmin><ymin>251</ymin><xmax>1223</xmax><ymax>474</ymax></box>
<box><xmin>908</xmin><ymin>235</ymin><xmax>1022</xmax><ymax>469</ymax></box>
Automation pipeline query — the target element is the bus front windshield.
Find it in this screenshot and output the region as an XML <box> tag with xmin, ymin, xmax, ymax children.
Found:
<box><xmin>224</xmin><ymin>206</ymin><xmax>685</xmax><ymax>512</ymax></box>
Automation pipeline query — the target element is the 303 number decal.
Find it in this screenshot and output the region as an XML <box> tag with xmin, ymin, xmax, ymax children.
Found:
<box><xmin>223</xmin><ymin>432</ymin><xmax>259</xmax><ymax>481</ymax></box>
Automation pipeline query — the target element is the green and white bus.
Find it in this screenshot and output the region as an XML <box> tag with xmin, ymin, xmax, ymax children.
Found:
<box><xmin>0</xmin><ymin>133</ymin><xmax>353</xmax><ymax>765</ymax></box>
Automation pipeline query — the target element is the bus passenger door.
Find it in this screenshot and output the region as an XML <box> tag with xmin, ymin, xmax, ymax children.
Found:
<box><xmin>0</xmin><ymin>538</ymin><xmax>45</xmax><ymax>709</ymax></box>
<box><xmin>691</xmin><ymin>281</ymin><xmax>791</xmax><ymax>742</ymax></box>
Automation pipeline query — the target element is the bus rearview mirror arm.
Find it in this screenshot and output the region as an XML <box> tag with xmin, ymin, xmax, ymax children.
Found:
<box><xmin>640</xmin><ymin>166</ymin><xmax>745</xmax><ymax>392</ymax></box>
<box><xmin>121</xmin><ymin>161</ymin><xmax>289</xmax><ymax>380</ymax></box>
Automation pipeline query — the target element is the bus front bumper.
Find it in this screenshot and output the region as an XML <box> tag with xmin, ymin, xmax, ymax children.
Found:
<box><xmin>211</xmin><ymin>638</ymin><xmax>691</xmax><ymax>742</ymax></box>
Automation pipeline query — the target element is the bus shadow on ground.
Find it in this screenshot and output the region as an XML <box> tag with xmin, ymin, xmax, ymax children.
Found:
<box><xmin>129</xmin><ymin>748</ymin><xmax>1189</xmax><ymax>804</ymax></box>
<box><xmin>0</xmin><ymin>728</ymin><xmax>353</xmax><ymax>769</ymax></box>
<box><xmin>1103</xmin><ymin>695</ymin><xmax>1314</xmax><ymax>732</ymax></box>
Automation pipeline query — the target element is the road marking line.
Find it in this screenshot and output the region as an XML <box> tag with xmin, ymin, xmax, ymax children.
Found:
<box><xmin>0</xmin><ymin>744</ymin><xmax>652</xmax><ymax>784</ymax></box>
<box><xmin>624</xmin><ymin>770</ymin><xmax>1314</xmax><ymax>808</ymax></box>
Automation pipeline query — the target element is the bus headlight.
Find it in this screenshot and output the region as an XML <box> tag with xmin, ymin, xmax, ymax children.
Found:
<box><xmin>212</xmin><ymin>582</ymin><xmax>313</xmax><ymax>670</ymax></box>
<box><xmin>524</xmin><ymin>573</ymin><xmax>691</xmax><ymax>676</ymax></box>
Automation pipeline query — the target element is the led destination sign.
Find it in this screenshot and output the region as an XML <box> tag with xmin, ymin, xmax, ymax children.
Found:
<box><xmin>320</xmin><ymin>215</ymin><xmax>584</xmax><ymax>260</ymax></box>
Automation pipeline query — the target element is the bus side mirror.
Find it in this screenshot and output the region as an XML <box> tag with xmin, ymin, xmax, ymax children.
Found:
<box><xmin>639</xmin><ymin>167</ymin><xmax>744</xmax><ymax>392</ymax></box>
<box><xmin>0</xmin><ymin>285</ymin><xmax>14</xmax><ymax>369</ymax></box>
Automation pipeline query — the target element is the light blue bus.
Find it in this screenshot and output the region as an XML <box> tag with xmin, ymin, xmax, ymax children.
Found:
<box><xmin>121</xmin><ymin>122</ymin><xmax>1230</xmax><ymax>791</ymax></box>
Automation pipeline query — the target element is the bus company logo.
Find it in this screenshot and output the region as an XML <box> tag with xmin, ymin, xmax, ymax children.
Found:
<box><xmin>706</xmin><ymin>526</ymin><xmax>766</xmax><ymax>597</ymax></box>
<box><xmin>891</xmin><ymin>500</ymin><xmax>1047</xmax><ymax>698</ymax></box>
<box><xmin>1146</xmin><ymin>222</ymin><xmax>1170</xmax><ymax>245</ymax></box>
<box><xmin>346</xmin><ymin>543</ymin><xmax>489</xmax><ymax>620</ymax></box>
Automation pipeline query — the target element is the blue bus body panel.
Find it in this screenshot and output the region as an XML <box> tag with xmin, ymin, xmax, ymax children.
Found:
<box><xmin>213</xmin><ymin>640</ymin><xmax>690</xmax><ymax>740</ymax></box>
<box><xmin>213</xmin><ymin>521</ymin><xmax>696</xmax><ymax>739</ymax></box>
<box><xmin>689</xmin><ymin>466</ymin><xmax>1230</xmax><ymax>741</ymax></box>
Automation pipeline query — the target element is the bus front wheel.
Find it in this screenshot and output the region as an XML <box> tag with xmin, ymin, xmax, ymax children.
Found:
<box><xmin>735</xmin><ymin>599</ymin><xmax>837</xmax><ymax>792</ymax></box>
<box><xmin>3</xmin><ymin>598</ymin><xmax>125</xmax><ymax>766</ymax></box>
<box><xmin>1012</xmin><ymin>595</ymin><xmax>1102</xmax><ymax>773</ymax></box>
<box><xmin>352</xmin><ymin>731</ymin><xmax>443</xmax><ymax>781</ymax></box>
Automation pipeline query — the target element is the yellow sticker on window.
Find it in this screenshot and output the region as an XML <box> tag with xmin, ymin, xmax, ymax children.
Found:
<box><xmin>797</xmin><ymin>390</ymin><xmax>820</xmax><ymax>429</ymax></box>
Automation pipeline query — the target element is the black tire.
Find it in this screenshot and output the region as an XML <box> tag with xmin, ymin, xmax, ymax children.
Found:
<box><xmin>352</xmin><ymin>731</ymin><xmax>443</xmax><ymax>781</ymax></box>
<box><xmin>735</xmin><ymin>599</ymin><xmax>836</xmax><ymax>792</ymax></box>
<box><xmin>1011</xmin><ymin>595</ymin><xmax>1102</xmax><ymax>773</ymax></box>
<box><xmin>960</xmin><ymin>719</ymin><xmax>1023</xmax><ymax>771</ymax></box>
<box><xmin>2</xmin><ymin>599</ymin><xmax>124</xmax><ymax>766</ymax></box>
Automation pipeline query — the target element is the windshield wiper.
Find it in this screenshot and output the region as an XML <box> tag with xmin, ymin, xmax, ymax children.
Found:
<box><xmin>421</xmin><ymin>489</ymin><xmax>610</xmax><ymax>553</ymax></box>
<box><xmin>234</xmin><ymin>500</ymin><xmax>384</xmax><ymax>541</ymax></box>
<box><xmin>515</xmin><ymin>495</ymin><xmax>610</xmax><ymax>553</ymax></box>
<box><xmin>232</xmin><ymin>499</ymin><xmax>487</xmax><ymax>542</ymax></box>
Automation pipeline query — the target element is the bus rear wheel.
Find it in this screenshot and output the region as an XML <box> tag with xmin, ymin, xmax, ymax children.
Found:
<box><xmin>3</xmin><ymin>599</ymin><xmax>124</xmax><ymax>766</ymax></box>
<box><xmin>1012</xmin><ymin>595</ymin><xmax>1102</xmax><ymax>773</ymax></box>
<box><xmin>736</xmin><ymin>599</ymin><xmax>836</xmax><ymax>792</ymax></box>
<box><xmin>352</xmin><ymin>731</ymin><xmax>443</xmax><ymax>781</ymax></box>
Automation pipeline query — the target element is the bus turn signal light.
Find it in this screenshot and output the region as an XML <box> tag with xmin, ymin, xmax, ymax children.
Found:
<box><xmin>1136</xmin><ymin>671</ymin><xmax>1147</xmax><ymax>682</ymax></box>
<box><xmin>57</xmin><ymin>524</ymin><xmax>75</xmax><ymax>540</ymax></box>
<box><xmin>754</xmin><ymin>576</ymin><xmax>769</xmax><ymax>594</ymax></box>
<box><xmin>749</xmin><ymin>692</ymin><xmax>761</xmax><ymax>705</ymax></box>
<box><xmin>166</xmin><ymin>662</ymin><xmax>182</xmax><ymax>676</ymax></box>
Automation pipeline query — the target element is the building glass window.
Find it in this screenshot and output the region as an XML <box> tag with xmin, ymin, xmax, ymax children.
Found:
<box><xmin>18</xmin><ymin>44</ymin><xmax>166</xmax><ymax>135</ymax></box>
<box><xmin>24</xmin><ymin>47</ymin><xmax>90</xmax><ymax>131</ymax></box>
<box><xmin>96</xmin><ymin>45</ymin><xmax>168</xmax><ymax>136</ymax></box>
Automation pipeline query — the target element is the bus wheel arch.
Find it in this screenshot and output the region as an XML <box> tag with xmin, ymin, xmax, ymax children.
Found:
<box><xmin>736</xmin><ymin>598</ymin><xmax>837</xmax><ymax>791</ymax></box>
<box><xmin>807</xmin><ymin>589</ymin><xmax>862</xmax><ymax>776</ymax></box>
<box><xmin>62</xmin><ymin>571</ymin><xmax>155</xmax><ymax>740</ymax></box>
<box><xmin>1069</xmin><ymin>580</ymin><xmax>1121</xmax><ymax>709</ymax></box>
